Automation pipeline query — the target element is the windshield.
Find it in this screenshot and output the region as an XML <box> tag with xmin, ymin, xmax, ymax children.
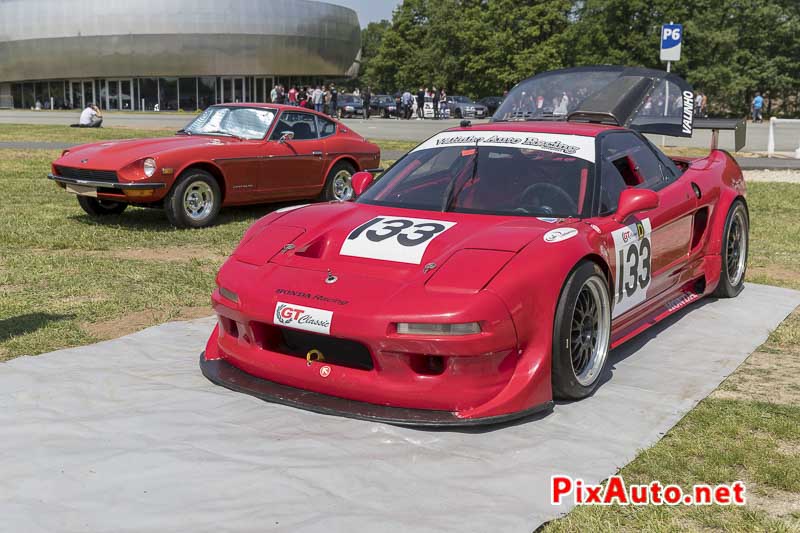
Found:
<box><xmin>184</xmin><ymin>106</ymin><xmax>276</xmax><ymax>140</ymax></box>
<box><xmin>358</xmin><ymin>131</ymin><xmax>596</xmax><ymax>218</ymax></box>
<box><xmin>494</xmin><ymin>70</ymin><xmax>620</xmax><ymax>120</ymax></box>
<box><xmin>376</xmin><ymin>96</ymin><xmax>393</xmax><ymax>104</ymax></box>
<box><xmin>452</xmin><ymin>96</ymin><xmax>473</xmax><ymax>104</ymax></box>
<box><xmin>340</xmin><ymin>95</ymin><xmax>363</xmax><ymax>105</ymax></box>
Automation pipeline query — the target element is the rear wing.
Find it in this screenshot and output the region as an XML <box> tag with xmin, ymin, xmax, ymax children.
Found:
<box><xmin>694</xmin><ymin>118</ymin><xmax>747</xmax><ymax>152</ymax></box>
<box><xmin>494</xmin><ymin>66</ymin><xmax>696</xmax><ymax>137</ymax></box>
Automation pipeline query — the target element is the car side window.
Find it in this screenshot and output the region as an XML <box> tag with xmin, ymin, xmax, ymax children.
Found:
<box><xmin>599</xmin><ymin>159</ymin><xmax>629</xmax><ymax>215</ymax></box>
<box><xmin>600</xmin><ymin>132</ymin><xmax>671</xmax><ymax>194</ymax></box>
<box><xmin>270</xmin><ymin>111</ymin><xmax>318</xmax><ymax>141</ymax></box>
<box><xmin>317</xmin><ymin>116</ymin><xmax>336</xmax><ymax>138</ymax></box>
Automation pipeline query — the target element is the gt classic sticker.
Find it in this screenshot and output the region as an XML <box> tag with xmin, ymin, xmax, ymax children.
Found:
<box><xmin>339</xmin><ymin>216</ymin><xmax>456</xmax><ymax>264</ymax></box>
<box><xmin>274</xmin><ymin>301</ymin><xmax>333</xmax><ymax>335</ymax></box>
<box><xmin>611</xmin><ymin>218</ymin><xmax>653</xmax><ymax>318</ymax></box>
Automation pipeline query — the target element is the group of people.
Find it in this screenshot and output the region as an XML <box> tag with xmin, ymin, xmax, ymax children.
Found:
<box><xmin>395</xmin><ymin>87</ymin><xmax>448</xmax><ymax>120</ymax></box>
<box><xmin>269</xmin><ymin>83</ymin><xmax>390</xmax><ymax>120</ymax></box>
<box><xmin>270</xmin><ymin>83</ymin><xmax>348</xmax><ymax>117</ymax></box>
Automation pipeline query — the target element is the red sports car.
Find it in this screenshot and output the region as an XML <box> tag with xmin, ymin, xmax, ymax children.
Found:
<box><xmin>201</xmin><ymin>67</ymin><xmax>749</xmax><ymax>425</ymax></box>
<box><xmin>48</xmin><ymin>104</ymin><xmax>381</xmax><ymax>227</ymax></box>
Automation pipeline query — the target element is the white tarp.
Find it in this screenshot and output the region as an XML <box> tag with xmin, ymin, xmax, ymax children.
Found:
<box><xmin>1</xmin><ymin>283</ymin><xmax>797</xmax><ymax>533</ymax></box>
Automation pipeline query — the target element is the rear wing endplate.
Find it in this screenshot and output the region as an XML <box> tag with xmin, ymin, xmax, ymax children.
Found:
<box><xmin>693</xmin><ymin>118</ymin><xmax>747</xmax><ymax>152</ymax></box>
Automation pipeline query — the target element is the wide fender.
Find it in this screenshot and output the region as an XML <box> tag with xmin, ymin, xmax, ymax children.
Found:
<box><xmin>704</xmin><ymin>150</ymin><xmax>747</xmax><ymax>255</ymax></box>
<box><xmin>461</xmin><ymin>226</ymin><xmax>604</xmax><ymax>419</ymax></box>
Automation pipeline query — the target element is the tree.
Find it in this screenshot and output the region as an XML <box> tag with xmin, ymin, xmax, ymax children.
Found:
<box><xmin>357</xmin><ymin>20</ymin><xmax>391</xmax><ymax>90</ymax></box>
<box><xmin>361</xmin><ymin>0</ymin><xmax>800</xmax><ymax>116</ymax></box>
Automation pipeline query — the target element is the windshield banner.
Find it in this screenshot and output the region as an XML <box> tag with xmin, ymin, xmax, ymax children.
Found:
<box><xmin>411</xmin><ymin>131</ymin><xmax>596</xmax><ymax>163</ymax></box>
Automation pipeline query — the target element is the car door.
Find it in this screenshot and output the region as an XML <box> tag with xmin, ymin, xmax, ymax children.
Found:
<box><xmin>595</xmin><ymin>131</ymin><xmax>696</xmax><ymax>319</ymax></box>
<box><xmin>262</xmin><ymin>110</ymin><xmax>326</xmax><ymax>199</ymax></box>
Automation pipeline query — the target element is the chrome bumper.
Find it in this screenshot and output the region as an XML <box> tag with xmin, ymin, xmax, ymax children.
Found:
<box><xmin>48</xmin><ymin>173</ymin><xmax>166</xmax><ymax>190</ymax></box>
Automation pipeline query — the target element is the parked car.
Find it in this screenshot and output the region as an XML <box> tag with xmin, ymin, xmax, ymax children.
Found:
<box><xmin>200</xmin><ymin>66</ymin><xmax>749</xmax><ymax>426</ymax></box>
<box><xmin>48</xmin><ymin>104</ymin><xmax>381</xmax><ymax>228</ymax></box>
<box><xmin>369</xmin><ymin>94</ymin><xmax>397</xmax><ymax>118</ymax></box>
<box><xmin>337</xmin><ymin>94</ymin><xmax>364</xmax><ymax>118</ymax></box>
<box><xmin>445</xmin><ymin>95</ymin><xmax>489</xmax><ymax>119</ymax></box>
<box><xmin>477</xmin><ymin>96</ymin><xmax>504</xmax><ymax>115</ymax></box>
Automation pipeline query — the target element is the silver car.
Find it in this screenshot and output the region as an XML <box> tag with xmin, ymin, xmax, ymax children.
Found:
<box><xmin>445</xmin><ymin>95</ymin><xmax>488</xmax><ymax>119</ymax></box>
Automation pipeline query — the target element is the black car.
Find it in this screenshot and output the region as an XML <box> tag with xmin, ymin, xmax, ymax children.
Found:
<box><xmin>338</xmin><ymin>94</ymin><xmax>364</xmax><ymax>118</ymax></box>
<box><xmin>477</xmin><ymin>96</ymin><xmax>504</xmax><ymax>115</ymax></box>
<box><xmin>369</xmin><ymin>94</ymin><xmax>397</xmax><ymax>118</ymax></box>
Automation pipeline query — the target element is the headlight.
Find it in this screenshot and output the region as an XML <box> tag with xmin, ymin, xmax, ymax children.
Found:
<box><xmin>143</xmin><ymin>158</ymin><xmax>156</xmax><ymax>177</ymax></box>
<box><xmin>389</xmin><ymin>106</ymin><xmax>396</xmax><ymax>110</ymax></box>
<box><xmin>345</xmin><ymin>106</ymin><xmax>354</xmax><ymax>111</ymax></box>
<box><xmin>396</xmin><ymin>322</ymin><xmax>481</xmax><ymax>336</ymax></box>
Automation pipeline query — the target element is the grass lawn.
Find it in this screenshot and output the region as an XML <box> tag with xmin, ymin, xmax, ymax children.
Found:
<box><xmin>0</xmin><ymin>128</ymin><xmax>798</xmax><ymax>530</ymax></box>
<box><xmin>0</xmin><ymin>124</ymin><xmax>176</xmax><ymax>143</ymax></box>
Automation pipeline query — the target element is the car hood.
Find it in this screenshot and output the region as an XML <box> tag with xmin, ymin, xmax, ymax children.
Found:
<box><xmin>58</xmin><ymin>135</ymin><xmax>236</xmax><ymax>170</ymax></box>
<box><xmin>236</xmin><ymin>202</ymin><xmax>561</xmax><ymax>285</ymax></box>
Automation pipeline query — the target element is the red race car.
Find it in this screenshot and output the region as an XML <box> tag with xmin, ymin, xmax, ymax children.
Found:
<box><xmin>201</xmin><ymin>67</ymin><xmax>749</xmax><ymax>426</ymax></box>
<box><xmin>48</xmin><ymin>104</ymin><xmax>381</xmax><ymax>228</ymax></box>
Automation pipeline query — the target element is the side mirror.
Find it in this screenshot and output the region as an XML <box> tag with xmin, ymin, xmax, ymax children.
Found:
<box><xmin>279</xmin><ymin>131</ymin><xmax>294</xmax><ymax>143</ymax></box>
<box><xmin>351</xmin><ymin>171</ymin><xmax>374</xmax><ymax>198</ymax></box>
<box><xmin>614</xmin><ymin>188</ymin><xmax>659</xmax><ymax>223</ymax></box>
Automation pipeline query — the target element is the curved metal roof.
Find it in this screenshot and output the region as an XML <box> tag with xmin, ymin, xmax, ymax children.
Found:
<box><xmin>0</xmin><ymin>0</ymin><xmax>361</xmax><ymax>81</ymax></box>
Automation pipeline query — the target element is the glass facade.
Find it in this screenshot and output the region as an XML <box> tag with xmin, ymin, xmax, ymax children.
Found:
<box><xmin>159</xmin><ymin>77</ymin><xmax>178</xmax><ymax>111</ymax></box>
<box><xmin>9</xmin><ymin>75</ymin><xmax>328</xmax><ymax>110</ymax></box>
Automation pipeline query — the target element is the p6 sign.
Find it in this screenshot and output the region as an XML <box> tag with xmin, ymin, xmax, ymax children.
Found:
<box><xmin>660</xmin><ymin>23</ymin><xmax>682</xmax><ymax>62</ymax></box>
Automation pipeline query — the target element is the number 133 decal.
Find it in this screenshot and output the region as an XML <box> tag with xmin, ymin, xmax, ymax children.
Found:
<box><xmin>611</xmin><ymin>219</ymin><xmax>653</xmax><ymax>318</ymax></box>
<box><xmin>340</xmin><ymin>216</ymin><xmax>456</xmax><ymax>264</ymax></box>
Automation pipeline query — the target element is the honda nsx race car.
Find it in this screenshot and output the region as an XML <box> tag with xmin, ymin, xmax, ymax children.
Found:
<box><xmin>201</xmin><ymin>67</ymin><xmax>749</xmax><ymax>426</ymax></box>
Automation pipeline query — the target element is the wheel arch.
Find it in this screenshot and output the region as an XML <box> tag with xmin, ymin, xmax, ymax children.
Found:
<box><xmin>325</xmin><ymin>155</ymin><xmax>360</xmax><ymax>177</ymax></box>
<box><xmin>174</xmin><ymin>161</ymin><xmax>227</xmax><ymax>202</ymax></box>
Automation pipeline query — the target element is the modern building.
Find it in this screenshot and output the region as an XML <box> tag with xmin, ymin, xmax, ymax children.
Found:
<box><xmin>0</xmin><ymin>0</ymin><xmax>361</xmax><ymax>110</ymax></box>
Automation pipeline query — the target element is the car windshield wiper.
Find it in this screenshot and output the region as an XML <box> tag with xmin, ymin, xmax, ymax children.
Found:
<box><xmin>196</xmin><ymin>130</ymin><xmax>244</xmax><ymax>140</ymax></box>
<box><xmin>176</xmin><ymin>128</ymin><xmax>192</xmax><ymax>135</ymax></box>
<box><xmin>441</xmin><ymin>141</ymin><xmax>479</xmax><ymax>212</ymax></box>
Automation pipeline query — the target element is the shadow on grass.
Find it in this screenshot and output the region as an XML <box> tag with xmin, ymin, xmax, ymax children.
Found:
<box><xmin>67</xmin><ymin>201</ymin><xmax>310</xmax><ymax>231</ymax></box>
<box><xmin>0</xmin><ymin>312</ymin><xmax>74</xmax><ymax>342</ymax></box>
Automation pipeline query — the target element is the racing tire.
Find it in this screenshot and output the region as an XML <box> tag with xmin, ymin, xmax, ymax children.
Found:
<box><xmin>77</xmin><ymin>196</ymin><xmax>128</xmax><ymax>216</ymax></box>
<box><xmin>165</xmin><ymin>169</ymin><xmax>222</xmax><ymax>229</ymax></box>
<box><xmin>713</xmin><ymin>199</ymin><xmax>749</xmax><ymax>298</ymax></box>
<box><xmin>321</xmin><ymin>161</ymin><xmax>356</xmax><ymax>202</ymax></box>
<box><xmin>551</xmin><ymin>261</ymin><xmax>612</xmax><ymax>400</ymax></box>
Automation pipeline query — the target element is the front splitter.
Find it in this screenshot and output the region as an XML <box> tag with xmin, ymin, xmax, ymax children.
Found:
<box><xmin>199</xmin><ymin>353</ymin><xmax>553</xmax><ymax>427</ymax></box>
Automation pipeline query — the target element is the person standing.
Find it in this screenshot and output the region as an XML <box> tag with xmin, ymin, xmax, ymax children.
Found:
<box><xmin>329</xmin><ymin>83</ymin><xmax>338</xmax><ymax>117</ymax></box>
<box><xmin>288</xmin><ymin>86</ymin><xmax>298</xmax><ymax>106</ymax></box>
<box><xmin>312</xmin><ymin>85</ymin><xmax>324</xmax><ymax>113</ymax></box>
<box><xmin>432</xmin><ymin>86</ymin><xmax>439</xmax><ymax>119</ymax></box>
<box><xmin>394</xmin><ymin>93</ymin><xmax>402</xmax><ymax>120</ymax></box>
<box><xmin>752</xmin><ymin>92</ymin><xmax>764</xmax><ymax>123</ymax></box>
<box><xmin>270</xmin><ymin>84</ymin><xmax>278</xmax><ymax>103</ymax></box>
<box><xmin>402</xmin><ymin>90</ymin><xmax>413</xmax><ymax>119</ymax></box>
<box><xmin>439</xmin><ymin>88</ymin><xmax>447</xmax><ymax>118</ymax></box>
<box><xmin>416</xmin><ymin>87</ymin><xmax>425</xmax><ymax>119</ymax></box>
<box><xmin>362</xmin><ymin>86</ymin><xmax>371</xmax><ymax>120</ymax></box>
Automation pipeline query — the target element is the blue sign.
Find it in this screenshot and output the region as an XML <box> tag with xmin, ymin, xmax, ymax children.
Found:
<box><xmin>660</xmin><ymin>23</ymin><xmax>682</xmax><ymax>61</ymax></box>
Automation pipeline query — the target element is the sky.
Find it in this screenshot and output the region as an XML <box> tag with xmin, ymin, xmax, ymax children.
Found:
<box><xmin>331</xmin><ymin>0</ymin><xmax>398</xmax><ymax>25</ymax></box>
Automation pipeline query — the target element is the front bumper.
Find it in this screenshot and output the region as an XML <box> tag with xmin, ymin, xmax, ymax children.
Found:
<box><xmin>200</xmin><ymin>352</ymin><xmax>553</xmax><ymax>427</ymax></box>
<box><xmin>48</xmin><ymin>173</ymin><xmax>166</xmax><ymax>190</ymax></box>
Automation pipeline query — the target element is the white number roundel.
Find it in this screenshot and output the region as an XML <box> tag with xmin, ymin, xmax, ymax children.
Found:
<box><xmin>340</xmin><ymin>216</ymin><xmax>456</xmax><ymax>264</ymax></box>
